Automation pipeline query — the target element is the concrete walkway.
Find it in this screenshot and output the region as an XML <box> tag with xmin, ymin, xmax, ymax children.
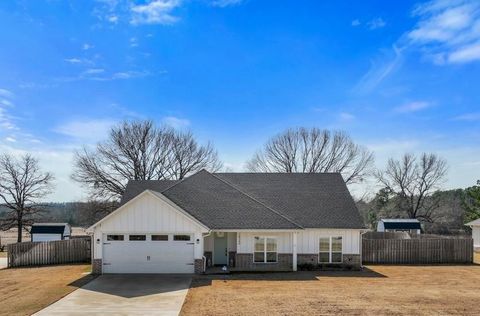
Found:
<box><xmin>34</xmin><ymin>274</ymin><xmax>192</xmax><ymax>316</ymax></box>
<box><xmin>0</xmin><ymin>258</ymin><xmax>7</xmax><ymax>269</ymax></box>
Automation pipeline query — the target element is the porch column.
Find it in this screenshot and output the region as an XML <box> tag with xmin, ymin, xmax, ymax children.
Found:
<box><xmin>292</xmin><ymin>232</ymin><xmax>298</xmax><ymax>271</ymax></box>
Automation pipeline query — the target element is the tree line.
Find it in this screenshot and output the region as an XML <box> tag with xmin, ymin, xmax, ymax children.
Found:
<box><xmin>1</xmin><ymin>120</ymin><xmax>479</xmax><ymax>241</ymax></box>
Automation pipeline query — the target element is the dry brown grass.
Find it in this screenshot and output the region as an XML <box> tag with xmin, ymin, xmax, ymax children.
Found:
<box><xmin>0</xmin><ymin>251</ymin><xmax>6</xmax><ymax>258</ymax></box>
<box><xmin>475</xmin><ymin>251</ymin><xmax>480</xmax><ymax>264</ymax></box>
<box><xmin>0</xmin><ymin>264</ymin><xmax>95</xmax><ymax>316</ymax></box>
<box><xmin>181</xmin><ymin>264</ymin><xmax>480</xmax><ymax>316</ymax></box>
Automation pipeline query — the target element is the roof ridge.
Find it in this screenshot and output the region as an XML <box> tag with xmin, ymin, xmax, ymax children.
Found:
<box><xmin>210</xmin><ymin>173</ymin><xmax>304</xmax><ymax>229</ymax></box>
<box><xmin>160</xmin><ymin>169</ymin><xmax>209</xmax><ymax>193</ymax></box>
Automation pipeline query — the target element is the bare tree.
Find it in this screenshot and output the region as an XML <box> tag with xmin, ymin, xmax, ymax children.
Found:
<box><xmin>374</xmin><ymin>153</ymin><xmax>448</xmax><ymax>222</ymax></box>
<box><xmin>0</xmin><ymin>154</ymin><xmax>54</xmax><ymax>242</ymax></box>
<box><xmin>73</xmin><ymin>120</ymin><xmax>223</xmax><ymax>200</ymax></box>
<box><xmin>246</xmin><ymin>128</ymin><xmax>374</xmax><ymax>184</ymax></box>
<box><xmin>166</xmin><ymin>130</ymin><xmax>223</xmax><ymax>180</ymax></box>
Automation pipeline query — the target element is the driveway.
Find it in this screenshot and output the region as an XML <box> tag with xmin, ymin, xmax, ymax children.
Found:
<box><xmin>0</xmin><ymin>257</ymin><xmax>7</xmax><ymax>269</ymax></box>
<box><xmin>35</xmin><ymin>274</ymin><xmax>192</xmax><ymax>316</ymax></box>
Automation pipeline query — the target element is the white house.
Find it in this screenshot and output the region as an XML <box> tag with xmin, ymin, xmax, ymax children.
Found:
<box><xmin>466</xmin><ymin>219</ymin><xmax>480</xmax><ymax>250</ymax></box>
<box><xmin>377</xmin><ymin>219</ymin><xmax>421</xmax><ymax>234</ymax></box>
<box><xmin>88</xmin><ymin>170</ymin><xmax>365</xmax><ymax>274</ymax></box>
<box><xmin>31</xmin><ymin>223</ymin><xmax>71</xmax><ymax>242</ymax></box>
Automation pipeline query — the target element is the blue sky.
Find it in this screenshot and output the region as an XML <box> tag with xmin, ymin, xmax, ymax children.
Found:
<box><xmin>0</xmin><ymin>0</ymin><xmax>479</xmax><ymax>201</ymax></box>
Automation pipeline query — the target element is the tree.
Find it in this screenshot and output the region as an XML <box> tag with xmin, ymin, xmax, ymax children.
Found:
<box><xmin>246</xmin><ymin>128</ymin><xmax>374</xmax><ymax>184</ymax></box>
<box><xmin>73</xmin><ymin>120</ymin><xmax>223</xmax><ymax>200</ymax></box>
<box><xmin>0</xmin><ymin>154</ymin><xmax>54</xmax><ymax>242</ymax></box>
<box><xmin>374</xmin><ymin>153</ymin><xmax>448</xmax><ymax>222</ymax></box>
<box><xmin>462</xmin><ymin>180</ymin><xmax>480</xmax><ymax>223</ymax></box>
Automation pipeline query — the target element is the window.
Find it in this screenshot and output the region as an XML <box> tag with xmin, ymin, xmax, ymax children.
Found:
<box><xmin>173</xmin><ymin>234</ymin><xmax>191</xmax><ymax>241</ymax></box>
<box><xmin>254</xmin><ymin>236</ymin><xmax>277</xmax><ymax>263</ymax></box>
<box><xmin>151</xmin><ymin>235</ymin><xmax>168</xmax><ymax>241</ymax></box>
<box><xmin>107</xmin><ymin>235</ymin><xmax>124</xmax><ymax>241</ymax></box>
<box><xmin>319</xmin><ymin>236</ymin><xmax>343</xmax><ymax>263</ymax></box>
<box><xmin>129</xmin><ymin>235</ymin><xmax>146</xmax><ymax>241</ymax></box>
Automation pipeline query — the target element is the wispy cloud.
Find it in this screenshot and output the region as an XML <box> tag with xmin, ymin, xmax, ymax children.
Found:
<box><xmin>407</xmin><ymin>0</ymin><xmax>480</xmax><ymax>64</ymax></box>
<box><xmin>162</xmin><ymin>116</ymin><xmax>190</xmax><ymax>128</ymax></box>
<box><xmin>0</xmin><ymin>88</ymin><xmax>17</xmax><ymax>131</ymax></box>
<box><xmin>130</xmin><ymin>0</ymin><xmax>182</xmax><ymax>25</ymax></box>
<box><xmin>367</xmin><ymin>17</ymin><xmax>386</xmax><ymax>30</ymax></box>
<box><xmin>453</xmin><ymin>112</ymin><xmax>480</xmax><ymax>121</ymax></box>
<box><xmin>54</xmin><ymin>118</ymin><xmax>116</xmax><ymax>142</ymax></box>
<box><xmin>351</xmin><ymin>19</ymin><xmax>361</xmax><ymax>27</ymax></box>
<box><xmin>0</xmin><ymin>88</ymin><xmax>13</xmax><ymax>98</ymax></box>
<box><xmin>82</xmin><ymin>43</ymin><xmax>94</xmax><ymax>50</ymax></box>
<box><xmin>353</xmin><ymin>45</ymin><xmax>403</xmax><ymax>94</ymax></box>
<box><xmin>394</xmin><ymin>101</ymin><xmax>432</xmax><ymax>113</ymax></box>
<box><xmin>211</xmin><ymin>0</ymin><xmax>244</xmax><ymax>7</ymax></box>
<box><xmin>130</xmin><ymin>37</ymin><xmax>139</xmax><ymax>47</ymax></box>
<box><xmin>339</xmin><ymin>112</ymin><xmax>355</xmax><ymax>121</ymax></box>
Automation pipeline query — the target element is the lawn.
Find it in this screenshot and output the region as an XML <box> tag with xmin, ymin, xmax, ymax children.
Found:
<box><xmin>0</xmin><ymin>264</ymin><xmax>95</xmax><ymax>316</ymax></box>
<box><xmin>0</xmin><ymin>251</ymin><xmax>6</xmax><ymax>258</ymax></box>
<box><xmin>181</xmin><ymin>264</ymin><xmax>480</xmax><ymax>316</ymax></box>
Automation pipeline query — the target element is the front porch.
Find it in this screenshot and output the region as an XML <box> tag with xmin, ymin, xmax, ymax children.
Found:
<box><xmin>203</xmin><ymin>231</ymin><xmax>298</xmax><ymax>272</ymax></box>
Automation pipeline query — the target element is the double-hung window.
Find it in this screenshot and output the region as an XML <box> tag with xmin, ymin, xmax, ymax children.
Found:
<box><xmin>254</xmin><ymin>236</ymin><xmax>277</xmax><ymax>263</ymax></box>
<box><xmin>319</xmin><ymin>236</ymin><xmax>343</xmax><ymax>263</ymax></box>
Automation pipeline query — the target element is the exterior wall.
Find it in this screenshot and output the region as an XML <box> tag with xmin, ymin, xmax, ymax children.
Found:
<box><xmin>473</xmin><ymin>226</ymin><xmax>480</xmax><ymax>248</ymax></box>
<box><xmin>237</xmin><ymin>232</ymin><xmax>292</xmax><ymax>253</ymax></box>
<box><xmin>194</xmin><ymin>258</ymin><xmax>204</xmax><ymax>274</ymax></box>
<box><xmin>296</xmin><ymin>229</ymin><xmax>361</xmax><ymax>255</ymax></box>
<box><xmin>92</xmin><ymin>192</ymin><xmax>207</xmax><ymax>263</ymax></box>
<box><xmin>377</xmin><ymin>221</ymin><xmax>385</xmax><ymax>232</ymax></box>
<box><xmin>92</xmin><ymin>259</ymin><xmax>102</xmax><ymax>274</ymax></box>
<box><xmin>32</xmin><ymin>234</ymin><xmax>62</xmax><ymax>242</ymax></box>
<box><xmin>236</xmin><ymin>253</ymin><xmax>292</xmax><ymax>271</ymax></box>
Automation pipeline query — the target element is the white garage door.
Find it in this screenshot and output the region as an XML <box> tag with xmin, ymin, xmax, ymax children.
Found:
<box><xmin>102</xmin><ymin>233</ymin><xmax>195</xmax><ymax>273</ymax></box>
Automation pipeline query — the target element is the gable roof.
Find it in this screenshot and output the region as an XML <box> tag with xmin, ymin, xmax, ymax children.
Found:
<box><xmin>466</xmin><ymin>218</ymin><xmax>480</xmax><ymax>226</ymax></box>
<box><xmin>120</xmin><ymin>170</ymin><xmax>363</xmax><ymax>230</ymax></box>
<box><xmin>215</xmin><ymin>172</ymin><xmax>364</xmax><ymax>229</ymax></box>
<box><xmin>121</xmin><ymin>180</ymin><xmax>179</xmax><ymax>205</ymax></box>
<box><xmin>161</xmin><ymin>170</ymin><xmax>301</xmax><ymax>229</ymax></box>
<box><xmin>31</xmin><ymin>223</ymin><xmax>69</xmax><ymax>235</ymax></box>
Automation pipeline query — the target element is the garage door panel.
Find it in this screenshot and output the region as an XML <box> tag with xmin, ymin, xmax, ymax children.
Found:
<box><xmin>103</xmin><ymin>234</ymin><xmax>195</xmax><ymax>274</ymax></box>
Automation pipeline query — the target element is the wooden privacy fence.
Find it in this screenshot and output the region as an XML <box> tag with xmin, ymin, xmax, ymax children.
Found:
<box><xmin>362</xmin><ymin>235</ymin><xmax>473</xmax><ymax>264</ymax></box>
<box><xmin>7</xmin><ymin>238</ymin><xmax>91</xmax><ymax>268</ymax></box>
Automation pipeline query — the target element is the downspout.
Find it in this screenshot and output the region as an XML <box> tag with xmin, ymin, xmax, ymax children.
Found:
<box><xmin>360</xmin><ymin>229</ymin><xmax>369</xmax><ymax>269</ymax></box>
<box><xmin>202</xmin><ymin>230</ymin><xmax>213</xmax><ymax>273</ymax></box>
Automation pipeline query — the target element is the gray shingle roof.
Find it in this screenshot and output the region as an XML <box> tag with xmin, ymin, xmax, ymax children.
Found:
<box><xmin>216</xmin><ymin>173</ymin><xmax>364</xmax><ymax>229</ymax></box>
<box><xmin>121</xmin><ymin>180</ymin><xmax>179</xmax><ymax>205</ymax></box>
<box><xmin>161</xmin><ymin>170</ymin><xmax>300</xmax><ymax>229</ymax></box>
<box><xmin>121</xmin><ymin>170</ymin><xmax>364</xmax><ymax>230</ymax></box>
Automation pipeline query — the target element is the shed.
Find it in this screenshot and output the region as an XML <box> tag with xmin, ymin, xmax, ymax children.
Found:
<box><xmin>31</xmin><ymin>223</ymin><xmax>71</xmax><ymax>242</ymax></box>
<box><xmin>377</xmin><ymin>219</ymin><xmax>421</xmax><ymax>234</ymax></box>
<box><xmin>466</xmin><ymin>219</ymin><xmax>480</xmax><ymax>250</ymax></box>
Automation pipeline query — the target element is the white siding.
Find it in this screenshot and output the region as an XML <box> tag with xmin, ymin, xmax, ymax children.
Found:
<box><xmin>473</xmin><ymin>226</ymin><xmax>480</xmax><ymax>248</ymax></box>
<box><xmin>237</xmin><ymin>232</ymin><xmax>292</xmax><ymax>253</ymax></box>
<box><xmin>32</xmin><ymin>234</ymin><xmax>62</xmax><ymax>242</ymax></box>
<box><xmin>204</xmin><ymin>234</ymin><xmax>213</xmax><ymax>252</ymax></box>
<box><xmin>92</xmin><ymin>192</ymin><xmax>207</xmax><ymax>260</ymax></box>
<box><xmin>297</xmin><ymin>229</ymin><xmax>361</xmax><ymax>254</ymax></box>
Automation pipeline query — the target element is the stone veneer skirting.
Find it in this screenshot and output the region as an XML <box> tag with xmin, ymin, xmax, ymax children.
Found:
<box><xmin>92</xmin><ymin>259</ymin><xmax>102</xmax><ymax>274</ymax></box>
<box><xmin>235</xmin><ymin>253</ymin><xmax>293</xmax><ymax>271</ymax></box>
<box><xmin>194</xmin><ymin>258</ymin><xmax>205</xmax><ymax>274</ymax></box>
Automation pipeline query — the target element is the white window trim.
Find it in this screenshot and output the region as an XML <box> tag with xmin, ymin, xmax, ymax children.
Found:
<box><xmin>318</xmin><ymin>236</ymin><xmax>343</xmax><ymax>264</ymax></box>
<box><xmin>253</xmin><ymin>236</ymin><xmax>278</xmax><ymax>263</ymax></box>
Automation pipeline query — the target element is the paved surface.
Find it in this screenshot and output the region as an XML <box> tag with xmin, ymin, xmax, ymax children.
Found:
<box><xmin>34</xmin><ymin>274</ymin><xmax>192</xmax><ymax>316</ymax></box>
<box><xmin>0</xmin><ymin>258</ymin><xmax>7</xmax><ymax>269</ymax></box>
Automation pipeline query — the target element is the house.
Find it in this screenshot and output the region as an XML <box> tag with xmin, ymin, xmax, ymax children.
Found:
<box><xmin>377</xmin><ymin>219</ymin><xmax>421</xmax><ymax>234</ymax></box>
<box><xmin>31</xmin><ymin>223</ymin><xmax>71</xmax><ymax>242</ymax></box>
<box><xmin>466</xmin><ymin>219</ymin><xmax>480</xmax><ymax>250</ymax></box>
<box><xmin>87</xmin><ymin>170</ymin><xmax>365</xmax><ymax>274</ymax></box>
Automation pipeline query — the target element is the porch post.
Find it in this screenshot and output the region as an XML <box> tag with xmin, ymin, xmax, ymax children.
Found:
<box><xmin>292</xmin><ymin>232</ymin><xmax>298</xmax><ymax>271</ymax></box>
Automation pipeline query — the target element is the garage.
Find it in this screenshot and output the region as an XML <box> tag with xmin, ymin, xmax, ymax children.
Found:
<box><xmin>102</xmin><ymin>233</ymin><xmax>195</xmax><ymax>274</ymax></box>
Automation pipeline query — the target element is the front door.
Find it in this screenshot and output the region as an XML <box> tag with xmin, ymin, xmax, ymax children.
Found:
<box><xmin>214</xmin><ymin>233</ymin><xmax>228</xmax><ymax>265</ymax></box>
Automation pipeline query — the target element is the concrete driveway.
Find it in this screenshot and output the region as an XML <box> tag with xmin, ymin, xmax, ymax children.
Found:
<box><xmin>35</xmin><ymin>274</ymin><xmax>192</xmax><ymax>316</ymax></box>
<box><xmin>0</xmin><ymin>257</ymin><xmax>7</xmax><ymax>269</ymax></box>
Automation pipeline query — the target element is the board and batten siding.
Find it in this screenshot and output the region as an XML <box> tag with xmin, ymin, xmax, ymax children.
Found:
<box><xmin>92</xmin><ymin>191</ymin><xmax>208</xmax><ymax>260</ymax></box>
<box><xmin>237</xmin><ymin>230</ymin><xmax>361</xmax><ymax>254</ymax></box>
<box><xmin>297</xmin><ymin>229</ymin><xmax>361</xmax><ymax>254</ymax></box>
